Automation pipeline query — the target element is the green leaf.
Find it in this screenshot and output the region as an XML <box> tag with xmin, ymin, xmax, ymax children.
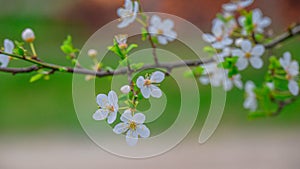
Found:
<box><xmin>60</xmin><ymin>35</ymin><xmax>79</xmax><ymax>59</ymax></box>
<box><xmin>126</xmin><ymin>44</ymin><xmax>138</xmax><ymax>53</ymax></box>
<box><xmin>141</xmin><ymin>28</ymin><xmax>148</xmax><ymax>41</ymax></box>
<box><xmin>30</xmin><ymin>73</ymin><xmax>44</xmax><ymax>83</ymax></box>
<box><xmin>151</xmin><ymin>36</ymin><xmax>158</xmax><ymax>44</ymax></box>
<box><xmin>203</xmin><ymin>46</ymin><xmax>216</xmax><ymax>55</ymax></box>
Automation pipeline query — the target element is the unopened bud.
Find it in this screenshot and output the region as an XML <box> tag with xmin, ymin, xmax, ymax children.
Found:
<box><xmin>120</xmin><ymin>85</ymin><xmax>131</xmax><ymax>94</ymax></box>
<box><xmin>22</xmin><ymin>28</ymin><xmax>35</xmax><ymax>43</ymax></box>
<box><xmin>88</xmin><ymin>49</ymin><xmax>98</xmax><ymax>58</ymax></box>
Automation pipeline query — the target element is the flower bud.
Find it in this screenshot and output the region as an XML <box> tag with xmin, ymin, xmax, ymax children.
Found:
<box><xmin>120</xmin><ymin>85</ymin><xmax>131</xmax><ymax>94</ymax></box>
<box><xmin>88</xmin><ymin>49</ymin><xmax>98</xmax><ymax>58</ymax></box>
<box><xmin>235</xmin><ymin>38</ymin><xmax>243</xmax><ymax>47</ymax></box>
<box><xmin>22</xmin><ymin>28</ymin><xmax>35</xmax><ymax>43</ymax></box>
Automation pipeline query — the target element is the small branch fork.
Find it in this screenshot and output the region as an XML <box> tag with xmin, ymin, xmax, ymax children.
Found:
<box><xmin>0</xmin><ymin>24</ymin><xmax>299</xmax><ymax>77</ymax></box>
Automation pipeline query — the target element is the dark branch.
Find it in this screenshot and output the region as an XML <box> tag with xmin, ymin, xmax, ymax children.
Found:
<box><xmin>0</xmin><ymin>24</ymin><xmax>300</xmax><ymax>77</ymax></box>
<box><xmin>265</xmin><ymin>24</ymin><xmax>300</xmax><ymax>49</ymax></box>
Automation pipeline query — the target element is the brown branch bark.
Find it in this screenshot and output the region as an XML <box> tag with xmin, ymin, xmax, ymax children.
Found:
<box><xmin>0</xmin><ymin>24</ymin><xmax>299</xmax><ymax>77</ymax></box>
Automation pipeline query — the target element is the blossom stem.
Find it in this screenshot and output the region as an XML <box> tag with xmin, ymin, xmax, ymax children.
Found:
<box><xmin>30</xmin><ymin>42</ymin><xmax>37</xmax><ymax>58</ymax></box>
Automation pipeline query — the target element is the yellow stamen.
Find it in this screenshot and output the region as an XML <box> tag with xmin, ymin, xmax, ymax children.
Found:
<box><xmin>129</xmin><ymin>121</ymin><xmax>137</xmax><ymax>130</ymax></box>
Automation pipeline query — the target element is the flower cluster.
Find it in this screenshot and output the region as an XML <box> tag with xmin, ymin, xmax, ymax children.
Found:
<box><xmin>93</xmin><ymin>71</ymin><xmax>165</xmax><ymax>146</ymax></box>
<box><xmin>197</xmin><ymin>0</ymin><xmax>299</xmax><ymax>117</ymax></box>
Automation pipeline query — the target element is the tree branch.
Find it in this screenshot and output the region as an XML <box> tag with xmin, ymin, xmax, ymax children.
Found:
<box><xmin>0</xmin><ymin>24</ymin><xmax>300</xmax><ymax>77</ymax></box>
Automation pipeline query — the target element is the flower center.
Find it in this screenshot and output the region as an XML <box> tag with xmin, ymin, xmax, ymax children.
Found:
<box><xmin>129</xmin><ymin>121</ymin><xmax>137</xmax><ymax>130</ymax></box>
<box><xmin>118</xmin><ymin>43</ymin><xmax>128</xmax><ymax>49</ymax></box>
<box><xmin>157</xmin><ymin>29</ymin><xmax>164</xmax><ymax>35</ymax></box>
<box><xmin>286</xmin><ymin>74</ymin><xmax>292</xmax><ymax>80</ymax></box>
<box><xmin>245</xmin><ymin>52</ymin><xmax>252</xmax><ymax>58</ymax></box>
<box><xmin>106</xmin><ymin>105</ymin><xmax>115</xmax><ymax>112</ymax></box>
<box><xmin>216</xmin><ymin>36</ymin><xmax>223</xmax><ymax>42</ymax></box>
<box><xmin>144</xmin><ymin>79</ymin><xmax>152</xmax><ymax>86</ymax></box>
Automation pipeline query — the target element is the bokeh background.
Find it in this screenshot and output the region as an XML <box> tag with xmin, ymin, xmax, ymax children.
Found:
<box><xmin>0</xmin><ymin>0</ymin><xmax>300</xmax><ymax>168</ymax></box>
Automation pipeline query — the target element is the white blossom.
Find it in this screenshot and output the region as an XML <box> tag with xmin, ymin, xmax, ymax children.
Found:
<box><xmin>232</xmin><ymin>39</ymin><xmax>265</xmax><ymax>70</ymax></box>
<box><xmin>93</xmin><ymin>91</ymin><xmax>119</xmax><ymax>124</ymax></box>
<box><xmin>117</xmin><ymin>0</ymin><xmax>139</xmax><ymax>28</ymax></box>
<box><xmin>223</xmin><ymin>74</ymin><xmax>243</xmax><ymax>91</ymax></box>
<box><xmin>120</xmin><ymin>85</ymin><xmax>131</xmax><ymax>94</ymax></box>
<box><xmin>148</xmin><ymin>15</ymin><xmax>177</xmax><ymax>45</ymax></box>
<box><xmin>202</xmin><ymin>20</ymin><xmax>233</xmax><ymax>49</ymax></box>
<box><xmin>0</xmin><ymin>39</ymin><xmax>14</xmax><ymax>68</ymax></box>
<box><xmin>239</xmin><ymin>8</ymin><xmax>271</xmax><ymax>34</ymax></box>
<box><xmin>113</xmin><ymin>109</ymin><xmax>150</xmax><ymax>146</ymax></box>
<box><xmin>214</xmin><ymin>47</ymin><xmax>232</xmax><ymax>62</ymax></box>
<box><xmin>22</xmin><ymin>28</ymin><xmax>35</xmax><ymax>43</ymax></box>
<box><xmin>222</xmin><ymin>0</ymin><xmax>254</xmax><ymax>12</ymax></box>
<box><xmin>279</xmin><ymin>52</ymin><xmax>299</xmax><ymax>96</ymax></box>
<box><xmin>213</xmin><ymin>13</ymin><xmax>237</xmax><ymax>36</ymax></box>
<box><xmin>243</xmin><ymin>81</ymin><xmax>257</xmax><ymax>112</ymax></box>
<box><xmin>115</xmin><ymin>34</ymin><xmax>128</xmax><ymax>49</ymax></box>
<box><xmin>88</xmin><ymin>49</ymin><xmax>98</xmax><ymax>58</ymax></box>
<box><xmin>199</xmin><ymin>63</ymin><xmax>225</xmax><ymax>87</ymax></box>
<box><xmin>136</xmin><ymin>71</ymin><xmax>165</xmax><ymax>99</ymax></box>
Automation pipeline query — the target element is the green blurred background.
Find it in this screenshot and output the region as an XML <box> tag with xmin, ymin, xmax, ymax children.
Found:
<box><xmin>0</xmin><ymin>0</ymin><xmax>300</xmax><ymax>168</ymax></box>
<box><xmin>0</xmin><ymin>0</ymin><xmax>299</xmax><ymax>134</ymax></box>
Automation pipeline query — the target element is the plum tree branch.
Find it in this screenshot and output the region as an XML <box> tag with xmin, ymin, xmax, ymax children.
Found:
<box><xmin>0</xmin><ymin>24</ymin><xmax>299</xmax><ymax>77</ymax></box>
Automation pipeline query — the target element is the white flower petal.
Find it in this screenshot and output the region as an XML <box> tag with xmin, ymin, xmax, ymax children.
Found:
<box><xmin>124</xmin><ymin>0</ymin><xmax>133</xmax><ymax>11</ymax></box>
<box><xmin>137</xmin><ymin>124</ymin><xmax>150</xmax><ymax>138</ymax></box>
<box><xmin>113</xmin><ymin>122</ymin><xmax>129</xmax><ymax>134</ymax></box>
<box><xmin>108</xmin><ymin>91</ymin><xmax>118</xmax><ymax>108</ymax></box>
<box><xmin>238</xmin><ymin>16</ymin><xmax>246</xmax><ymax>26</ymax></box>
<box><xmin>96</xmin><ymin>94</ymin><xmax>108</xmax><ymax>108</ymax></box>
<box><xmin>245</xmin><ymin>81</ymin><xmax>256</xmax><ymax>93</ymax></box>
<box><xmin>236</xmin><ymin>57</ymin><xmax>249</xmax><ymax>70</ymax></box>
<box><xmin>288</xmin><ymin>80</ymin><xmax>299</xmax><ymax>96</ymax></box>
<box><xmin>258</xmin><ymin>17</ymin><xmax>271</xmax><ymax>28</ymax></box>
<box><xmin>4</xmin><ymin>39</ymin><xmax>14</xmax><ymax>53</ymax></box>
<box><xmin>251</xmin><ymin>45</ymin><xmax>265</xmax><ymax>56</ymax></box>
<box><xmin>157</xmin><ymin>36</ymin><xmax>168</xmax><ymax>45</ymax></box>
<box><xmin>289</xmin><ymin>61</ymin><xmax>299</xmax><ymax>76</ymax></box>
<box><xmin>202</xmin><ymin>34</ymin><xmax>216</xmax><ymax>43</ymax></box>
<box><xmin>107</xmin><ymin>111</ymin><xmax>117</xmax><ymax>124</ymax></box>
<box><xmin>199</xmin><ymin>76</ymin><xmax>210</xmax><ymax>85</ymax></box>
<box><xmin>136</xmin><ymin>76</ymin><xmax>145</xmax><ymax>88</ymax></box>
<box><xmin>93</xmin><ymin>109</ymin><xmax>109</xmax><ymax>121</ymax></box>
<box><xmin>133</xmin><ymin>113</ymin><xmax>146</xmax><ymax>124</ymax></box>
<box><xmin>241</xmin><ymin>40</ymin><xmax>252</xmax><ymax>53</ymax></box>
<box><xmin>126</xmin><ymin>130</ymin><xmax>138</xmax><ymax>146</ymax></box>
<box><xmin>232</xmin><ymin>49</ymin><xmax>245</xmax><ymax>57</ymax></box>
<box><xmin>141</xmin><ymin>86</ymin><xmax>151</xmax><ymax>99</ymax></box>
<box><xmin>250</xmin><ymin>57</ymin><xmax>263</xmax><ymax>69</ymax></box>
<box><xmin>162</xmin><ymin>19</ymin><xmax>174</xmax><ymax>30</ymax></box>
<box><xmin>240</xmin><ymin>0</ymin><xmax>254</xmax><ymax>8</ymax></box>
<box><xmin>150</xmin><ymin>15</ymin><xmax>161</xmax><ymax>26</ymax></box>
<box><xmin>223</xmin><ymin>78</ymin><xmax>233</xmax><ymax>91</ymax></box>
<box><xmin>252</xmin><ymin>8</ymin><xmax>262</xmax><ymax>24</ymax></box>
<box><xmin>221</xmin><ymin>37</ymin><xmax>233</xmax><ymax>46</ymax></box>
<box><xmin>233</xmin><ymin>75</ymin><xmax>243</xmax><ymax>89</ymax></box>
<box><xmin>0</xmin><ymin>54</ymin><xmax>9</xmax><ymax>68</ymax></box>
<box><xmin>244</xmin><ymin>97</ymin><xmax>257</xmax><ymax>111</ymax></box>
<box><xmin>212</xmin><ymin>42</ymin><xmax>224</xmax><ymax>49</ymax></box>
<box><xmin>212</xmin><ymin>23</ymin><xmax>223</xmax><ymax>38</ymax></box>
<box><xmin>222</xmin><ymin>3</ymin><xmax>237</xmax><ymax>12</ymax></box>
<box><xmin>150</xmin><ymin>85</ymin><xmax>162</xmax><ymax>98</ymax></box>
<box><xmin>150</xmin><ymin>71</ymin><xmax>165</xmax><ymax>83</ymax></box>
<box><xmin>121</xmin><ymin>110</ymin><xmax>133</xmax><ymax>122</ymax></box>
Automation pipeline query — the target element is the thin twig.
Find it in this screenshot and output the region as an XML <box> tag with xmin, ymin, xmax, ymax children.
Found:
<box><xmin>0</xmin><ymin>25</ymin><xmax>299</xmax><ymax>77</ymax></box>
